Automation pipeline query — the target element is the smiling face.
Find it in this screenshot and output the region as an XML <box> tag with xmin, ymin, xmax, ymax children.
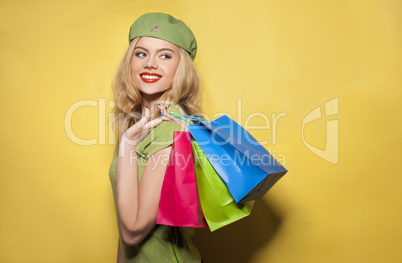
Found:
<box><xmin>130</xmin><ymin>37</ymin><xmax>180</xmax><ymax>99</ymax></box>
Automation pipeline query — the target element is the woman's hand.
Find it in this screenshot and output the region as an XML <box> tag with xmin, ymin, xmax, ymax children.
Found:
<box><xmin>119</xmin><ymin>106</ymin><xmax>163</xmax><ymax>154</ymax></box>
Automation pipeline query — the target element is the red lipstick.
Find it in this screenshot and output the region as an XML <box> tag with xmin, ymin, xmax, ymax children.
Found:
<box><xmin>140</xmin><ymin>72</ymin><xmax>162</xmax><ymax>83</ymax></box>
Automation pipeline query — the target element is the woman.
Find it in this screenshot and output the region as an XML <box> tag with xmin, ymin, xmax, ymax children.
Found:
<box><xmin>109</xmin><ymin>13</ymin><xmax>203</xmax><ymax>263</ymax></box>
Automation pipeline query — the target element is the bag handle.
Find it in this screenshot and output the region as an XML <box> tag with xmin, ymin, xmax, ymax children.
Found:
<box><xmin>159</xmin><ymin>109</ymin><xmax>220</xmax><ymax>131</ymax></box>
<box><xmin>168</xmin><ymin>112</ymin><xmax>195</xmax><ymax>125</ymax></box>
<box><xmin>169</xmin><ymin>112</ymin><xmax>220</xmax><ymax>125</ymax></box>
<box><xmin>159</xmin><ymin>113</ymin><xmax>189</xmax><ymax>131</ymax></box>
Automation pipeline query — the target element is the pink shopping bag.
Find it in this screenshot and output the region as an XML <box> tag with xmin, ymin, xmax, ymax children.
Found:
<box><xmin>157</xmin><ymin>131</ymin><xmax>207</xmax><ymax>228</ymax></box>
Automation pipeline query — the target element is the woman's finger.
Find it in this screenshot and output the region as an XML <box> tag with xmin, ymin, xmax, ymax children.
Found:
<box><xmin>157</xmin><ymin>104</ymin><xmax>169</xmax><ymax>115</ymax></box>
<box><xmin>139</xmin><ymin>107</ymin><xmax>151</xmax><ymax>126</ymax></box>
<box><xmin>144</xmin><ymin>118</ymin><xmax>163</xmax><ymax>131</ymax></box>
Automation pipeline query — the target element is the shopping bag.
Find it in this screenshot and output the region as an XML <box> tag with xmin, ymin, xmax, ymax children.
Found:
<box><xmin>192</xmin><ymin>141</ymin><xmax>253</xmax><ymax>231</ymax></box>
<box><xmin>157</xmin><ymin>131</ymin><xmax>207</xmax><ymax>228</ymax></box>
<box><xmin>186</xmin><ymin>114</ymin><xmax>288</xmax><ymax>203</ymax></box>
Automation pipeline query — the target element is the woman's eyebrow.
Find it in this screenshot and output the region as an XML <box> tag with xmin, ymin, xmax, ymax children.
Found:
<box><xmin>134</xmin><ymin>46</ymin><xmax>174</xmax><ymax>53</ymax></box>
<box><xmin>134</xmin><ymin>46</ymin><xmax>175</xmax><ymax>53</ymax></box>
<box><xmin>157</xmin><ymin>48</ymin><xmax>175</xmax><ymax>53</ymax></box>
<box><xmin>134</xmin><ymin>46</ymin><xmax>148</xmax><ymax>52</ymax></box>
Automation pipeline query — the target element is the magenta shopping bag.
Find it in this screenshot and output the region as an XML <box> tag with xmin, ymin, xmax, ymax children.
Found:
<box><xmin>157</xmin><ymin>131</ymin><xmax>207</xmax><ymax>228</ymax></box>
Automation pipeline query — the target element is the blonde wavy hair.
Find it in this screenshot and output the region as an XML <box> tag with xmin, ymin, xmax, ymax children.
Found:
<box><xmin>112</xmin><ymin>37</ymin><xmax>202</xmax><ymax>135</ymax></box>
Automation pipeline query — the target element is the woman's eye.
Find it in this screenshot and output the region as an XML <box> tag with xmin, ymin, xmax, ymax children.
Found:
<box><xmin>161</xmin><ymin>54</ymin><xmax>172</xmax><ymax>59</ymax></box>
<box><xmin>135</xmin><ymin>52</ymin><xmax>146</xmax><ymax>58</ymax></box>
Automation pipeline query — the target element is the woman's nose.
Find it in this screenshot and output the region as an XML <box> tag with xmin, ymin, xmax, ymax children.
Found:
<box><xmin>144</xmin><ymin>56</ymin><xmax>157</xmax><ymax>69</ymax></box>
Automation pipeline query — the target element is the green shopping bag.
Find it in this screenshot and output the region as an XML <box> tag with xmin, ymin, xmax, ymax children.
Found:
<box><xmin>192</xmin><ymin>141</ymin><xmax>253</xmax><ymax>231</ymax></box>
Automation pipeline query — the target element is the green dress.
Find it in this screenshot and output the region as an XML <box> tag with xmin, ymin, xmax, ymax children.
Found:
<box><xmin>109</xmin><ymin>104</ymin><xmax>202</xmax><ymax>263</ymax></box>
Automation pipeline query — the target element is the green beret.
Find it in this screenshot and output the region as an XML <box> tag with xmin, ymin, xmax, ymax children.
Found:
<box><xmin>129</xmin><ymin>12</ymin><xmax>197</xmax><ymax>60</ymax></box>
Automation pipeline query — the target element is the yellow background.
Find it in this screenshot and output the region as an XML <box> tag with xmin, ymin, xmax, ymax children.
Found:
<box><xmin>1</xmin><ymin>0</ymin><xmax>401</xmax><ymax>262</ymax></box>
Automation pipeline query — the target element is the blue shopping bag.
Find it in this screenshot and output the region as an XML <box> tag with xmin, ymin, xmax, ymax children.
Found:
<box><xmin>183</xmin><ymin>114</ymin><xmax>288</xmax><ymax>203</ymax></box>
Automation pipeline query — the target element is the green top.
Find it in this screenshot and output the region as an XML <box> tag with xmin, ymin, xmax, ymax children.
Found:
<box><xmin>109</xmin><ymin>104</ymin><xmax>201</xmax><ymax>263</ymax></box>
